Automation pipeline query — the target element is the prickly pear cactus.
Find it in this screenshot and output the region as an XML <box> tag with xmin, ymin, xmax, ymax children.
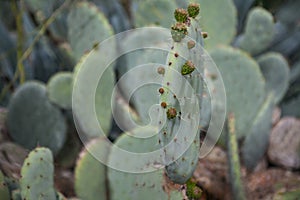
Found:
<box><xmin>72</xmin><ymin>43</ymin><xmax>115</xmax><ymax>138</ymax></box>
<box><xmin>157</xmin><ymin>3</ymin><xmax>204</xmax><ymax>184</ymax></box>
<box><xmin>68</xmin><ymin>1</ymin><xmax>114</xmax><ymax>60</ymax></box>
<box><xmin>132</xmin><ymin>0</ymin><xmax>177</xmax><ymax>27</ymax></box>
<box><xmin>74</xmin><ymin>138</ymin><xmax>109</xmax><ymax>200</ymax></box>
<box><xmin>257</xmin><ymin>52</ymin><xmax>289</xmax><ymax>104</ymax></box>
<box><xmin>20</xmin><ymin>147</ymin><xmax>56</xmax><ymax>200</ymax></box>
<box><xmin>210</xmin><ymin>46</ymin><xmax>266</xmax><ymax>139</ymax></box>
<box><xmin>47</xmin><ymin>72</ymin><xmax>73</xmax><ymax>109</ymax></box>
<box><xmin>196</xmin><ymin>0</ymin><xmax>237</xmax><ymax>50</ymax></box>
<box><xmin>241</xmin><ymin>94</ymin><xmax>274</xmax><ymax>169</ymax></box>
<box><xmin>237</xmin><ymin>7</ymin><xmax>275</xmax><ymax>55</ymax></box>
<box><xmin>108</xmin><ymin>127</ymin><xmax>184</xmax><ymax>200</ymax></box>
<box><xmin>7</xmin><ymin>81</ymin><xmax>67</xmax><ymax>154</ymax></box>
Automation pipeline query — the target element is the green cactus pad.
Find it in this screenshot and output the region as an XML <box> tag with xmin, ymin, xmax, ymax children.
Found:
<box><xmin>108</xmin><ymin>127</ymin><xmax>184</xmax><ymax>200</ymax></box>
<box><xmin>118</xmin><ymin>28</ymin><xmax>170</xmax><ymax>124</ymax></box>
<box><xmin>210</xmin><ymin>46</ymin><xmax>266</xmax><ymax>139</ymax></box>
<box><xmin>241</xmin><ymin>94</ymin><xmax>274</xmax><ymax>170</ymax></box>
<box><xmin>7</xmin><ymin>81</ymin><xmax>67</xmax><ymax>154</ymax></box>
<box><xmin>196</xmin><ymin>0</ymin><xmax>237</xmax><ymax>50</ymax></box>
<box><xmin>47</xmin><ymin>72</ymin><xmax>73</xmax><ymax>109</ymax></box>
<box><xmin>132</xmin><ymin>0</ymin><xmax>177</xmax><ymax>27</ymax></box>
<box><xmin>75</xmin><ymin>137</ymin><xmax>109</xmax><ymax>200</ymax></box>
<box><xmin>20</xmin><ymin>147</ymin><xmax>56</xmax><ymax>200</ymax></box>
<box><xmin>238</xmin><ymin>7</ymin><xmax>275</xmax><ymax>55</ymax></box>
<box><xmin>0</xmin><ymin>170</ymin><xmax>9</xmax><ymax>200</ymax></box>
<box><xmin>73</xmin><ymin>44</ymin><xmax>115</xmax><ymax>138</ymax></box>
<box><xmin>257</xmin><ymin>52</ymin><xmax>289</xmax><ymax>104</ymax></box>
<box><xmin>67</xmin><ymin>2</ymin><xmax>114</xmax><ymax>60</ymax></box>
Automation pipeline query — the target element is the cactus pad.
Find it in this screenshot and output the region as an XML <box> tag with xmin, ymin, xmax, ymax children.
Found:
<box><xmin>257</xmin><ymin>52</ymin><xmax>289</xmax><ymax>104</ymax></box>
<box><xmin>20</xmin><ymin>147</ymin><xmax>56</xmax><ymax>200</ymax></box>
<box><xmin>75</xmin><ymin>138</ymin><xmax>109</xmax><ymax>200</ymax></box>
<box><xmin>7</xmin><ymin>81</ymin><xmax>67</xmax><ymax>154</ymax></box>
<box><xmin>210</xmin><ymin>46</ymin><xmax>266</xmax><ymax>139</ymax></box>
<box><xmin>68</xmin><ymin>2</ymin><xmax>114</xmax><ymax>60</ymax></box>
<box><xmin>47</xmin><ymin>72</ymin><xmax>73</xmax><ymax>109</ymax></box>
<box><xmin>238</xmin><ymin>7</ymin><xmax>275</xmax><ymax>55</ymax></box>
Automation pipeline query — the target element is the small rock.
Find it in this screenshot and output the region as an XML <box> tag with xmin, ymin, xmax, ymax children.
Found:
<box><xmin>268</xmin><ymin>117</ymin><xmax>300</xmax><ymax>169</ymax></box>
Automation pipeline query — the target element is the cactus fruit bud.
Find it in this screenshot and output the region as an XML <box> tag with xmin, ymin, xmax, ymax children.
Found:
<box><xmin>181</xmin><ymin>60</ymin><xmax>195</xmax><ymax>75</ymax></box>
<box><xmin>157</xmin><ymin>66</ymin><xmax>165</xmax><ymax>75</ymax></box>
<box><xmin>187</xmin><ymin>40</ymin><xmax>196</xmax><ymax>49</ymax></box>
<box><xmin>158</xmin><ymin>88</ymin><xmax>164</xmax><ymax>94</ymax></box>
<box><xmin>187</xmin><ymin>3</ymin><xmax>200</xmax><ymax>18</ymax></box>
<box><xmin>167</xmin><ymin>107</ymin><xmax>177</xmax><ymax>119</ymax></box>
<box><xmin>161</xmin><ymin>102</ymin><xmax>167</xmax><ymax>108</ymax></box>
<box><xmin>174</xmin><ymin>8</ymin><xmax>188</xmax><ymax>23</ymax></box>
<box><xmin>171</xmin><ymin>22</ymin><xmax>188</xmax><ymax>42</ymax></box>
<box><xmin>201</xmin><ymin>32</ymin><xmax>208</xmax><ymax>38</ymax></box>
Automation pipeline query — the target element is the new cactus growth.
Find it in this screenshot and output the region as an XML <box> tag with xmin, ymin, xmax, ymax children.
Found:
<box><xmin>174</xmin><ymin>8</ymin><xmax>189</xmax><ymax>22</ymax></box>
<box><xmin>181</xmin><ymin>60</ymin><xmax>195</xmax><ymax>75</ymax></box>
<box><xmin>187</xmin><ymin>3</ymin><xmax>200</xmax><ymax>18</ymax></box>
<box><xmin>171</xmin><ymin>22</ymin><xmax>188</xmax><ymax>42</ymax></box>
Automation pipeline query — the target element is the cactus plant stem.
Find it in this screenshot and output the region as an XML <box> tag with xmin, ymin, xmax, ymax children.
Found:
<box><xmin>227</xmin><ymin>113</ymin><xmax>246</xmax><ymax>200</ymax></box>
<box><xmin>11</xmin><ymin>0</ymin><xmax>25</xmax><ymax>84</ymax></box>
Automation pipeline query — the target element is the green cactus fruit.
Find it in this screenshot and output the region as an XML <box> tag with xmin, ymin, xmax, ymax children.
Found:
<box><xmin>67</xmin><ymin>2</ymin><xmax>114</xmax><ymax>60</ymax></box>
<box><xmin>171</xmin><ymin>22</ymin><xmax>188</xmax><ymax>42</ymax></box>
<box><xmin>186</xmin><ymin>179</ymin><xmax>202</xmax><ymax>199</ymax></box>
<box><xmin>47</xmin><ymin>72</ymin><xmax>73</xmax><ymax>109</ymax></box>
<box><xmin>226</xmin><ymin>114</ymin><xmax>246</xmax><ymax>200</ymax></box>
<box><xmin>74</xmin><ymin>137</ymin><xmax>109</xmax><ymax>200</ymax></box>
<box><xmin>187</xmin><ymin>3</ymin><xmax>200</xmax><ymax>18</ymax></box>
<box><xmin>196</xmin><ymin>0</ymin><xmax>237</xmax><ymax>49</ymax></box>
<box><xmin>210</xmin><ymin>46</ymin><xmax>266</xmax><ymax>139</ymax></box>
<box><xmin>166</xmin><ymin>107</ymin><xmax>177</xmax><ymax>119</ymax></box>
<box><xmin>0</xmin><ymin>170</ymin><xmax>9</xmax><ymax>200</ymax></box>
<box><xmin>241</xmin><ymin>94</ymin><xmax>274</xmax><ymax>170</ymax></box>
<box><xmin>108</xmin><ymin>126</ymin><xmax>184</xmax><ymax>200</ymax></box>
<box><xmin>174</xmin><ymin>8</ymin><xmax>188</xmax><ymax>22</ymax></box>
<box><xmin>181</xmin><ymin>60</ymin><xmax>195</xmax><ymax>75</ymax></box>
<box><xmin>132</xmin><ymin>0</ymin><xmax>177</xmax><ymax>27</ymax></box>
<box><xmin>20</xmin><ymin>147</ymin><xmax>56</xmax><ymax>200</ymax></box>
<box><xmin>7</xmin><ymin>81</ymin><xmax>67</xmax><ymax>155</ymax></box>
<box><xmin>257</xmin><ymin>52</ymin><xmax>289</xmax><ymax>104</ymax></box>
<box><xmin>73</xmin><ymin>42</ymin><xmax>115</xmax><ymax>138</ymax></box>
<box><xmin>238</xmin><ymin>7</ymin><xmax>275</xmax><ymax>55</ymax></box>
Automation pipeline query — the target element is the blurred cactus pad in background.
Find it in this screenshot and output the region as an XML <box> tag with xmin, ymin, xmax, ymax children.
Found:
<box><xmin>0</xmin><ymin>0</ymin><xmax>300</xmax><ymax>199</ymax></box>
